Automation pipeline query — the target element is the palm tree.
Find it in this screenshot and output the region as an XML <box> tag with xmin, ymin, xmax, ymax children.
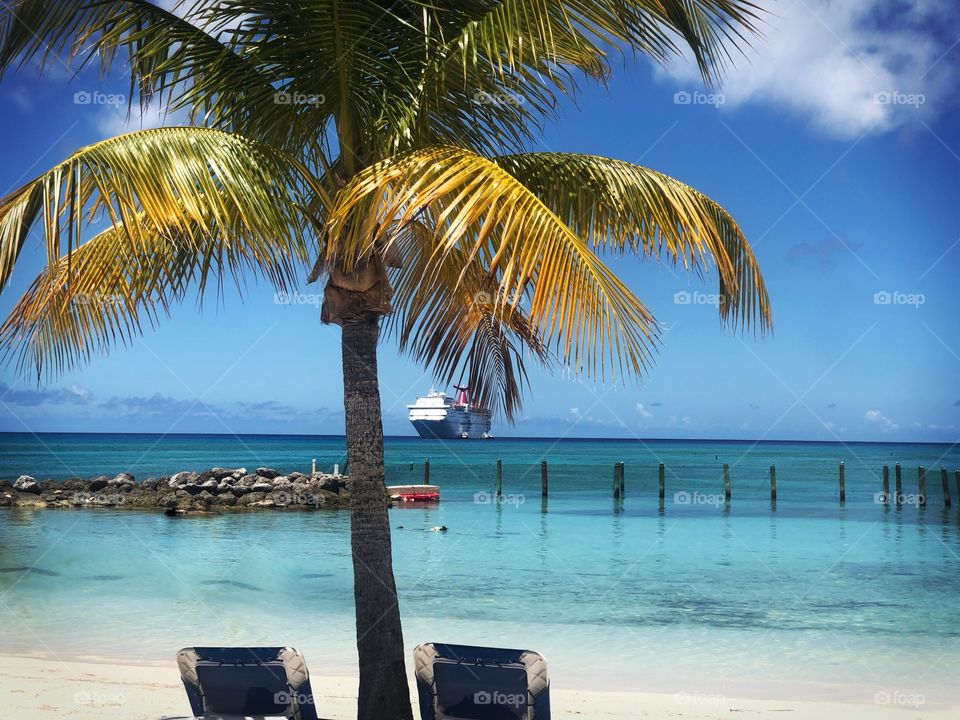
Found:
<box><xmin>0</xmin><ymin>2</ymin><xmax>770</xmax><ymax>718</ymax></box>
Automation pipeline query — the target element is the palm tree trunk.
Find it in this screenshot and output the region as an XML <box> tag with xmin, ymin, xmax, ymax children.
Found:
<box><xmin>340</xmin><ymin>313</ymin><xmax>413</xmax><ymax>720</ymax></box>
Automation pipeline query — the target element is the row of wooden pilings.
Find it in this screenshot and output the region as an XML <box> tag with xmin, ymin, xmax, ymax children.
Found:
<box><xmin>418</xmin><ymin>459</ymin><xmax>958</xmax><ymax>507</ymax></box>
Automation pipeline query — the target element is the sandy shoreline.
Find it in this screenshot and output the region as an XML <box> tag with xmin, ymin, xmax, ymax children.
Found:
<box><xmin>1</xmin><ymin>655</ymin><xmax>954</xmax><ymax>719</ymax></box>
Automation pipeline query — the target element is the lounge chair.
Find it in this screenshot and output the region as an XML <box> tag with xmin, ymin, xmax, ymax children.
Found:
<box><xmin>176</xmin><ymin>646</ymin><xmax>319</xmax><ymax>720</ymax></box>
<box><xmin>413</xmin><ymin>642</ymin><xmax>550</xmax><ymax>720</ymax></box>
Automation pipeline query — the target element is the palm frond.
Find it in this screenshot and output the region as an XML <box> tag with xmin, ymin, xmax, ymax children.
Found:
<box><xmin>494</xmin><ymin>152</ymin><xmax>771</xmax><ymax>333</ymax></box>
<box><xmin>326</xmin><ymin>145</ymin><xmax>659</xmax><ymax>383</ymax></box>
<box><xmin>1</xmin><ymin>210</ymin><xmax>308</xmax><ymax>379</ymax></box>
<box><xmin>0</xmin><ymin>127</ymin><xmax>325</xmax><ymax>377</ymax></box>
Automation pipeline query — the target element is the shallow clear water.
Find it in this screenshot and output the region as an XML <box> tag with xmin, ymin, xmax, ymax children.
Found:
<box><xmin>1</xmin><ymin>434</ymin><xmax>959</xmax><ymax>706</ymax></box>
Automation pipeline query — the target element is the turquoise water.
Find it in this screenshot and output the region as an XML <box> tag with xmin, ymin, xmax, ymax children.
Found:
<box><xmin>1</xmin><ymin>433</ymin><xmax>959</xmax><ymax>706</ymax></box>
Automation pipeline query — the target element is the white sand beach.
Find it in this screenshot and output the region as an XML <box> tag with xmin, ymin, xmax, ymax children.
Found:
<box><xmin>1</xmin><ymin>655</ymin><xmax>954</xmax><ymax>720</ymax></box>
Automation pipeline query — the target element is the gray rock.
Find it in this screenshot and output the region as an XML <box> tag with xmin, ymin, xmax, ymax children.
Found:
<box><xmin>89</xmin><ymin>476</ymin><xmax>110</xmax><ymax>491</ymax></box>
<box><xmin>200</xmin><ymin>479</ymin><xmax>219</xmax><ymax>490</ymax></box>
<box><xmin>210</xmin><ymin>467</ymin><xmax>239</xmax><ymax>479</ymax></box>
<box><xmin>251</xmin><ymin>481</ymin><xmax>274</xmax><ymax>493</ymax></box>
<box><xmin>108</xmin><ymin>472</ymin><xmax>135</xmax><ymax>486</ymax></box>
<box><xmin>169</xmin><ymin>471</ymin><xmax>199</xmax><ymax>487</ymax></box>
<box><xmin>238</xmin><ymin>475</ymin><xmax>257</xmax><ymax>488</ymax></box>
<box><xmin>255</xmin><ymin>467</ymin><xmax>281</xmax><ymax>479</ymax></box>
<box><xmin>140</xmin><ymin>478</ymin><xmax>161</xmax><ymax>491</ymax></box>
<box><xmin>14</xmin><ymin>476</ymin><xmax>41</xmax><ymax>494</ymax></box>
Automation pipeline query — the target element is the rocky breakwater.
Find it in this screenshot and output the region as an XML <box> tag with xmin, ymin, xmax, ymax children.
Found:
<box><xmin>0</xmin><ymin>467</ymin><xmax>350</xmax><ymax>513</ymax></box>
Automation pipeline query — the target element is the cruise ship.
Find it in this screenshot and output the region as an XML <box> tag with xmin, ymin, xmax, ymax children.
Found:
<box><xmin>408</xmin><ymin>386</ymin><xmax>493</xmax><ymax>439</ymax></box>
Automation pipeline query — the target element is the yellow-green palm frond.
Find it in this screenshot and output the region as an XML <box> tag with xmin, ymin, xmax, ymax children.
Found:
<box><xmin>0</xmin><ymin>126</ymin><xmax>324</xmax><ymax>294</ymax></box>
<box><xmin>0</xmin><ymin>1</ymin><xmax>328</xmax><ymax>156</ymax></box>
<box><xmin>494</xmin><ymin>152</ymin><xmax>771</xmax><ymax>334</ymax></box>
<box><xmin>1</xmin><ymin>210</ymin><xmax>309</xmax><ymax>379</ymax></box>
<box><xmin>0</xmin><ymin>127</ymin><xmax>325</xmax><ymax>378</ymax></box>
<box><xmin>325</xmin><ymin>145</ymin><xmax>659</xmax><ymax>384</ymax></box>
<box><xmin>389</xmin><ymin>0</ymin><xmax>762</xmax><ymax>155</ymax></box>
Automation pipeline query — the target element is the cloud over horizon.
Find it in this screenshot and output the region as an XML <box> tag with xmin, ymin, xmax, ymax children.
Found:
<box><xmin>663</xmin><ymin>0</ymin><xmax>960</xmax><ymax>139</ymax></box>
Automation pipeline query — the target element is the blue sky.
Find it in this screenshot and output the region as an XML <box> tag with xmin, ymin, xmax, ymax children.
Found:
<box><xmin>0</xmin><ymin>0</ymin><xmax>958</xmax><ymax>441</ymax></box>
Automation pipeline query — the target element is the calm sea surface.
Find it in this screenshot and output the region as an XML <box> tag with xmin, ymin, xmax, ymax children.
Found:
<box><xmin>1</xmin><ymin>433</ymin><xmax>959</xmax><ymax>705</ymax></box>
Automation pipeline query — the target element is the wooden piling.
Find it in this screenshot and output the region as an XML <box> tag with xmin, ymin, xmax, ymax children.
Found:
<box><xmin>658</xmin><ymin>463</ymin><xmax>666</xmax><ymax>502</ymax></box>
<box><xmin>723</xmin><ymin>464</ymin><xmax>731</xmax><ymax>501</ymax></box>
<box><xmin>956</xmin><ymin>470</ymin><xmax>960</xmax><ymax>504</ymax></box>
<box><xmin>619</xmin><ymin>462</ymin><xmax>625</xmax><ymax>498</ymax></box>
<box><xmin>941</xmin><ymin>468</ymin><xmax>951</xmax><ymax>508</ymax></box>
<box><xmin>540</xmin><ymin>460</ymin><xmax>548</xmax><ymax>499</ymax></box>
<box><xmin>882</xmin><ymin>464</ymin><xmax>890</xmax><ymax>504</ymax></box>
<box><xmin>895</xmin><ymin>463</ymin><xmax>902</xmax><ymax>505</ymax></box>
<box><xmin>839</xmin><ymin>462</ymin><xmax>846</xmax><ymax>503</ymax></box>
<box><xmin>495</xmin><ymin>459</ymin><xmax>503</xmax><ymax>499</ymax></box>
<box><xmin>918</xmin><ymin>466</ymin><xmax>926</xmax><ymax>506</ymax></box>
<box><xmin>423</xmin><ymin>458</ymin><xmax>430</xmax><ymax>485</ymax></box>
<box><xmin>770</xmin><ymin>465</ymin><xmax>777</xmax><ymax>502</ymax></box>
<box><xmin>613</xmin><ymin>463</ymin><xmax>621</xmax><ymax>499</ymax></box>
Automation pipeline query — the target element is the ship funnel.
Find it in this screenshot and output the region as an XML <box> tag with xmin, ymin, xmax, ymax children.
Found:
<box><xmin>453</xmin><ymin>384</ymin><xmax>469</xmax><ymax>407</ymax></box>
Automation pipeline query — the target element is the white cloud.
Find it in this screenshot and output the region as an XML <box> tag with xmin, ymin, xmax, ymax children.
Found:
<box><xmin>635</xmin><ymin>402</ymin><xmax>654</xmax><ymax>420</ymax></box>
<box><xmin>866</xmin><ymin>409</ymin><xmax>899</xmax><ymax>431</ymax></box>
<box><xmin>663</xmin><ymin>0</ymin><xmax>960</xmax><ymax>139</ymax></box>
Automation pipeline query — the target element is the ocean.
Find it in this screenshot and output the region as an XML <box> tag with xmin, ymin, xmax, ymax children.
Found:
<box><xmin>1</xmin><ymin>433</ymin><xmax>958</xmax><ymax>706</ymax></box>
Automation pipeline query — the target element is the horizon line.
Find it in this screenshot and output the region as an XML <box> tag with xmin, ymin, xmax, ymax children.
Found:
<box><xmin>0</xmin><ymin>430</ymin><xmax>955</xmax><ymax>446</ymax></box>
